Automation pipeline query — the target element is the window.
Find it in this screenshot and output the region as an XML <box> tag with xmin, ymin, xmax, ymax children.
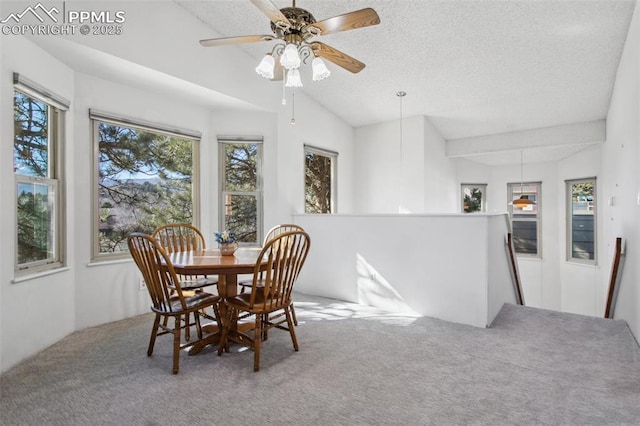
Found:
<box><xmin>13</xmin><ymin>73</ymin><xmax>69</xmax><ymax>273</ymax></box>
<box><xmin>566</xmin><ymin>178</ymin><xmax>596</xmax><ymax>263</ymax></box>
<box><xmin>508</xmin><ymin>182</ymin><xmax>541</xmax><ymax>256</ymax></box>
<box><xmin>305</xmin><ymin>145</ymin><xmax>337</xmax><ymax>214</ymax></box>
<box><xmin>461</xmin><ymin>183</ymin><xmax>487</xmax><ymax>213</ymax></box>
<box><xmin>91</xmin><ymin>110</ymin><xmax>200</xmax><ymax>259</ymax></box>
<box><xmin>219</xmin><ymin>138</ymin><xmax>263</xmax><ymax>245</ymax></box>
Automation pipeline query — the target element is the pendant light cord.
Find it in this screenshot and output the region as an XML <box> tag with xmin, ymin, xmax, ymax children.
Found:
<box><xmin>520</xmin><ymin>149</ymin><xmax>524</xmax><ymax>195</ymax></box>
<box><xmin>397</xmin><ymin>91</ymin><xmax>406</xmax><ymax>171</ymax></box>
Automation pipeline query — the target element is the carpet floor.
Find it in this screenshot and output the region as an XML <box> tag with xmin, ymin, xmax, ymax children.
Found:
<box><xmin>1</xmin><ymin>293</ymin><xmax>639</xmax><ymax>425</ymax></box>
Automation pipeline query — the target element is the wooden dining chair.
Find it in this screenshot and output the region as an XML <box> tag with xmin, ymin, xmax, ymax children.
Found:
<box><xmin>218</xmin><ymin>230</ymin><xmax>311</xmax><ymax>371</ymax></box>
<box><xmin>238</xmin><ymin>224</ymin><xmax>305</xmax><ymax>325</ymax></box>
<box><xmin>153</xmin><ymin>223</ymin><xmax>219</xmax><ymax>341</ymax></box>
<box><xmin>128</xmin><ymin>233</ymin><xmax>222</xmax><ymax>374</ymax></box>
<box><xmin>152</xmin><ymin>223</ymin><xmax>218</xmax><ymax>291</ymax></box>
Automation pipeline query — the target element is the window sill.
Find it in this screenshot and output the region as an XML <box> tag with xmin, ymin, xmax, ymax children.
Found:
<box><xmin>515</xmin><ymin>255</ymin><xmax>542</xmax><ymax>261</ymax></box>
<box><xmin>564</xmin><ymin>260</ymin><xmax>599</xmax><ymax>269</ymax></box>
<box><xmin>87</xmin><ymin>258</ymin><xmax>132</xmax><ymax>267</ymax></box>
<box><xmin>12</xmin><ymin>266</ymin><xmax>71</xmax><ymax>284</ymax></box>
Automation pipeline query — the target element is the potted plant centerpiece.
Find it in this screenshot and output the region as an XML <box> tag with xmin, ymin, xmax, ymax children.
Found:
<box><xmin>215</xmin><ymin>230</ymin><xmax>238</xmax><ymax>256</ymax></box>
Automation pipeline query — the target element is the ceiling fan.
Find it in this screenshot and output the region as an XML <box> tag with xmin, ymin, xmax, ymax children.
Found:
<box><xmin>199</xmin><ymin>0</ymin><xmax>381</xmax><ymax>83</ymax></box>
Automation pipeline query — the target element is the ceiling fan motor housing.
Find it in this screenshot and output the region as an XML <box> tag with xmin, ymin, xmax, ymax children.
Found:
<box><xmin>271</xmin><ymin>7</ymin><xmax>317</xmax><ymax>43</ymax></box>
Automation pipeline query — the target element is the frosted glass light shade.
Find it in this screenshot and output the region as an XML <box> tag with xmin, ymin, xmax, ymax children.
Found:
<box><xmin>280</xmin><ymin>43</ymin><xmax>301</xmax><ymax>70</ymax></box>
<box><xmin>285</xmin><ymin>68</ymin><xmax>303</xmax><ymax>87</ymax></box>
<box><xmin>255</xmin><ymin>54</ymin><xmax>275</xmax><ymax>79</ymax></box>
<box><xmin>312</xmin><ymin>57</ymin><xmax>331</xmax><ymax>81</ymax></box>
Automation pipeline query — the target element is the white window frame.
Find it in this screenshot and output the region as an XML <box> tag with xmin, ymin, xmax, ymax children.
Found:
<box><xmin>508</xmin><ymin>181</ymin><xmax>542</xmax><ymax>258</ymax></box>
<box><xmin>218</xmin><ymin>137</ymin><xmax>264</xmax><ymax>245</ymax></box>
<box><xmin>13</xmin><ymin>73</ymin><xmax>69</xmax><ymax>275</ymax></box>
<box><xmin>461</xmin><ymin>183</ymin><xmax>487</xmax><ymax>213</ymax></box>
<box><xmin>566</xmin><ymin>177</ymin><xmax>597</xmax><ymax>264</ymax></box>
<box><xmin>90</xmin><ymin>109</ymin><xmax>201</xmax><ymax>260</ymax></box>
<box><xmin>304</xmin><ymin>145</ymin><xmax>338</xmax><ymax>214</ymax></box>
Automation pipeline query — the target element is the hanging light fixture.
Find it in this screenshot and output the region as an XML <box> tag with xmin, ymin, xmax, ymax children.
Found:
<box><xmin>311</xmin><ymin>57</ymin><xmax>330</xmax><ymax>81</ymax></box>
<box><xmin>200</xmin><ymin>2</ymin><xmax>381</xmax><ymax>97</ymax></box>
<box><xmin>285</xmin><ymin>68</ymin><xmax>303</xmax><ymax>88</ymax></box>
<box><xmin>280</xmin><ymin>43</ymin><xmax>301</xmax><ymax>70</ymax></box>
<box><xmin>511</xmin><ymin>150</ymin><xmax>536</xmax><ymax>207</ymax></box>
<box><xmin>257</xmin><ymin>42</ymin><xmax>326</xmax><ymax>89</ymax></box>
<box><xmin>255</xmin><ymin>54</ymin><xmax>275</xmax><ymax>79</ymax></box>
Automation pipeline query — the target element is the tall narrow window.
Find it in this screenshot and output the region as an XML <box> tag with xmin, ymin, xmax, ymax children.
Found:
<box><xmin>508</xmin><ymin>182</ymin><xmax>541</xmax><ymax>256</ymax></box>
<box><xmin>566</xmin><ymin>178</ymin><xmax>596</xmax><ymax>263</ymax></box>
<box><xmin>92</xmin><ymin>110</ymin><xmax>200</xmax><ymax>259</ymax></box>
<box><xmin>461</xmin><ymin>183</ymin><xmax>487</xmax><ymax>213</ymax></box>
<box><xmin>305</xmin><ymin>145</ymin><xmax>337</xmax><ymax>214</ymax></box>
<box><xmin>219</xmin><ymin>138</ymin><xmax>263</xmax><ymax>245</ymax></box>
<box><xmin>13</xmin><ymin>73</ymin><xmax>69</xmax><ymax>273</ymax></box>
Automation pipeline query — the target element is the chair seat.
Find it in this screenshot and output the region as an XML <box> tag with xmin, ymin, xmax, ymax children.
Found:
<box><xmin>153</xmin><ymin>291</ymin><xmax>220</xmax><ymax>315</ymax></box>
<box><xmin>180</xmin><ymin>277</ymin><xmax>218</xmax><ymax>290</ymax></box>
<box><xmin>225</xmin><ymin>292</ymin><xmax>290</xmax><ymax>315</ymax></box>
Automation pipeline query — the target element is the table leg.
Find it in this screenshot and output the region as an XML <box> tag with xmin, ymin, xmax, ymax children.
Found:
<box><xmin>189</xmin><ymin>273</ymin><xmax>238</xmax><ymax>355</ymax></box>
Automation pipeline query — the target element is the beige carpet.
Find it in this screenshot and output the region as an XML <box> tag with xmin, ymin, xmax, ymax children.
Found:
<box><xmin>1</xmin><ymin>293</ymin><xmax>639</xmax><ymax>425</ymax></box>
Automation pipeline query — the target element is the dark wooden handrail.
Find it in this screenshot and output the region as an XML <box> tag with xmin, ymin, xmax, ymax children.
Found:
<box><xmin>604</xmin><ymin>237</ymin><xmax>624</xmax><ymax>319</ymax></box>
<box><xmin>506</xmin><ymin>233</ymin><xmax>525</xmax><ymax>305</ymax></box>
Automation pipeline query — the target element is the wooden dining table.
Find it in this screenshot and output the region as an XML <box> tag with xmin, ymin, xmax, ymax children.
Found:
<box><xmin>168</xmin><ymin>247</ymin><xmax>265</xmax><ymax>354</ymax></box>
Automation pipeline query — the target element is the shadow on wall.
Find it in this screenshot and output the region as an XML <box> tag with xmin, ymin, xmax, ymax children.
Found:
<box><xmin>355</xmin><ymin>253</ymin><xmax>421</xmax><ymax>317</ymax></box>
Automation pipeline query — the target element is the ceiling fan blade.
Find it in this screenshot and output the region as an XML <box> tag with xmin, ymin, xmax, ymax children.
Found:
<box><xmin>250</xmin><ymin>0</ymin><xmax>290</xmax><ymax>25</ymax></box>
<box><xmin>199</xmin><ymin>35</ymin><xmax>275</xmax><ymax>47</ymax></box>
<box><xmin>311</xmin><ymin>42</ymin><xmax>365</xmax><ymax>74</ymax></box>
<box><xmin>311</xmin><ymin>8</ymin><xmax>380</xmax><ymax>35</ymax></box>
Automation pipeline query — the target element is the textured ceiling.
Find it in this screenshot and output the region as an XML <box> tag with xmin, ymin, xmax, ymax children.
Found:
<box><xmin>174</xmin><ymin>0</ymin><xmax>635</xmax><ymax>142</ymax></box>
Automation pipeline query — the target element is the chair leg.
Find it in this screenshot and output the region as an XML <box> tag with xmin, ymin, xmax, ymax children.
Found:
<box><xmin>194</xmin><ymin>312</ymin><xmax>203</xmax><ymax>339</ymax></box>
<box><xmin>290</xmin><ymin>303</ymin><xmax>298</xmax><ymax>326</ymax></box>
<box><xmin>184</xmin><ymin>314</ymin><xmax>191</xmax><ymax>341</ymax></box>
<box><xmin>172</xmin><ymin>316</ymin><xmax>181</xmax><ymax>374</ymax></box>
<box><xmin>286</xmin><ymin>307</ymin><xmax>299</xmax><ymax>352</ymax></box>
<box><xmin>148</xmin><ymin>314</ymin><xmax>161</xmax><ymax>356</ymax></box>
<box><xmin>254</xmin><ymin>314</ymin><xmax>262</xmax><ymax>372</ymax></box>
<box><xmin>261</xmin><ymin>314</ymin><xmax>269</xmax><ymax>341</ymax></box>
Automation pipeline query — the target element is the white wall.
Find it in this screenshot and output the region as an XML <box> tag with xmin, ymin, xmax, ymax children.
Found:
<box><xmin>423</xmin><ymin>116</ymin><xmax>459</xmax><ymax>212</ymax></box>
<box><xmin>275</xmin><ymin>91</ymin><xmax>356</xmax><ymax>217</ymax></box>
<box><xmin>294</xmin><ymin>213</ymin><xmax>516</xmax><ymax>328</ymax></box>
<box><xmin>354</xmin><ymin>115</ymin><xmax>457</xmax><ymax>214</ymax></box>
<box><xmin>603</xmin><ymin>0</ymin><xmax>640</xmax><ymax>338</ymax></box>
<box><xmin>1</xmin><ymin>37</ymin><xmax>76</xmax><ymax>372</ymax></box>
<box><xmin>455</xmin><ymin>147</ymin><xmax>607</xmax><ymax>315</ymax></box>
<box><xmin>71</xmin><ymin>72</ymin><xmax>215</xmax><ymax>330</ymax></box>
<box><xmin>355</xmin><ymin>110</ymin><xmax>618</xmax><ymax>321</ymax></box>
<box><xmin>557</xmin><ymin>146</ymin><xmax>604</xmax><ymax>316</ymax></box>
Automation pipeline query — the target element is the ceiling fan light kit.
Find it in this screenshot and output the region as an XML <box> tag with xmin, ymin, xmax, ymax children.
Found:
<box><xmin>200</xmin><ymin>0</ymin><xmax>380</xmax><ymax>91</ymax></box>
<box><xmin>255</xmin><ymin>54</ymin><xmax>276</xmax><ymax>79</ymax></box>
<box><xmin>311</xmin><ymin>57</ymin><xmax>330</xmax><ymax>81</ymax></box>
<box><xmin>286</xmin><ymin>68</ymin><xmax>303</xmax><ymax>87</ymax></box>
<box><xmin>280</xmin><ymin>43</ymin><xmax>302</xmax><ymax>69</ymax></box>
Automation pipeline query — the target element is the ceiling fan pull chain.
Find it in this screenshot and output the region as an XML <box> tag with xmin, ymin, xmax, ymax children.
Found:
<box><xmin>282</xmin><ymin>74</ymin><xmax>287</xmax><ymax>105</ymax></box>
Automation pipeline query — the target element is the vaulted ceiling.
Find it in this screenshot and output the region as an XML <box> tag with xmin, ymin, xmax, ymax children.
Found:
<box><xmin>24</xmin><ymin>0</ymin><xmax>637</xmax><ymax>165</ymax></box>
<box><xmin>175</xmin><ymin>0</ymin><xmax>635</xmax><ymax>157</ymax></box>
